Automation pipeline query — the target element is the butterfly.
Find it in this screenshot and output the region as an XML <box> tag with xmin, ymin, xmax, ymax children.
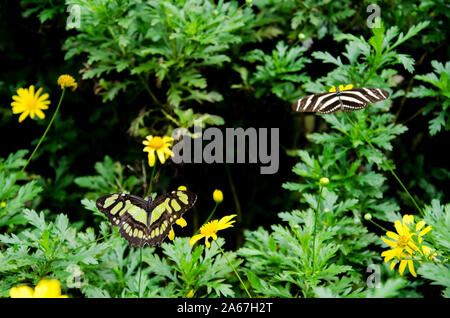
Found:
<box><xmin>96</xmin><ymin>190</ymin><xmax>197</xmax><ymax>247</ymax></box>
<box><xmin>292</xmin><ymin>86</ymin><xmax>389</xmax><ymax>114</ymax></box>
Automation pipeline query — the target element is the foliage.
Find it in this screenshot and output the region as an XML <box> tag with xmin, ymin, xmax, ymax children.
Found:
<box><xmin>0</xmin><ymin>209</ymin><xmax>109</xmax><ymax>297</ymax></box>
<box><xmin>409</xmin><ymin>60</ymin><xmax>450</xmax><ymax>135</ymax></box>
<box><xmin>239</xmin><ymin>41</ymin><xmax>311</xmax><ymax>101</ymax></box>
<box><xmin>239</xmin><ymin>189</ymin><xmax>376</xmax><ymax>298</ymax></box>
<box><xmin>63</xmin><ymin>0</ymin><xmax>253</xmax><ymax>126</ymax></box>
<box><xmin>0</xmin><ymin>150</ymin><xmax>43</xmax><ymax>228</ymax></box>
<box><xmin>74</xmin><ymin>155</ymin><xmax>142</xmax><ymax>199</ymax></box>
<box><xmin>417</xmin><ymin>200</ymin><xmax>450</xmax><ymax>297</ymax></box>
<box><xmin>144</xmin><ymin>237</ymin><xmax>241</xmax><ymax>297</ymax></box>
<box><xmin>20</xmin><ymin>0</ymin><xmax>66</xmax><ymax>23</ymax></box>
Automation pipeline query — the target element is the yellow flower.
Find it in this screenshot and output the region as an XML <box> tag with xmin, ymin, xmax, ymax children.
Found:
<box><xmin>213</xmin><ymin>189</ymin><xmax>223</xmax><ymax>203</ymax></box>
<box><xmin>9</xmin><ymin>285</ymin><xmax>35</xmax><ymax>298</ymax></box>
<box><xmin>57</xmin><ymin>74</ymin><xmax>77</xmax><ymax>91</ymax></box>
<box><xmin>142</xmin><ymin>135</ymin><xmax>174</xmax><ymax>167</ymax></box>
<box><xmin>1</xmin><ymin>201</ymin><xmax>6</xmax><ymax>208</ymax></box>
<box><xmin>10</xmin><ymin>279</ymin><xmax>68</xmax><ymax>298</ymax></box>
<box><xmin>381</xmin><ymin>215</ymin><xmax>419</xmax><ymax>257</ymax></box>
<box><xmin>189</xmin><ymin>214</ymin><xmax>237</xmax><ymax>248</ymax></box>
<box><xmin>329</xmin><ymin>84</ymin><xmax>354</xmax><ymax>92</ymax></box>
<box><xmin>319</xmin><ymin>177</ymin><xmax>329</xmax><ymax>185</ymax></box>
<box><xmin>381</xmin><ymin>214</ymin><xmax>433</xmax><ymax>277</ymax></box>
<box><xmin>11</xmin><ymin>85</ymin><xmax>50</xmax><ymax>122</ymax></box>
<box><xmin>186</xmin><ymin>289</ymin><xmax>194</xmax><ymax>298</ymax></box>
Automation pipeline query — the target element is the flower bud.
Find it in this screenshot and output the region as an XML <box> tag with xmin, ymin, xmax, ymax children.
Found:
<box><xmin>213</xmin><ymin>189</ymin><xmax>223</xmax><ymax>203</ymax></box>
<box><xmin>319</xmin><ymin>177</ymin><xmax>329</xmax><ymax>185</ymax></box>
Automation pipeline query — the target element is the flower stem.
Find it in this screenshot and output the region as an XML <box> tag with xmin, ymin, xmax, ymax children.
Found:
<box><xmin>225</xmin><ymin>165</ymin><xmax>242</xmax><ymax>244</ymax></box>
<box><xmin>214</xmin><ymin>240</ymin><xmax>252</xmax><ymax>298</ymax></box>
<box><xmin>146</xmin><ymin>162</ymin><xmax>158</xmax><ymax>198</ymax></box>
<box><xmin>194</xmin><ymin>202</ymin><xmax>219</xmax><ymax>235</ymax></box>
<box><xmin>20</xmin><ymin>89</ymin><xmax>66</xmax><ymax>173</ymax></box>
<box><xmin>138</xmin><ymin>247</ymin><xmax>143</xmax><ymax>298</ymax></box>
<box><xmin>367</xmin><ymin>218</ymin><xmax>389</xmax><ymax>232</ymax></box>
<box><xmin>343</xmin><ymin>112</ymin><xmax>424</xmax><ymax>217</ymax></box>
<box><xmin>312</xmin><ymin>185</ymin><xmax>323</xmax><ymax>273</ymax></box>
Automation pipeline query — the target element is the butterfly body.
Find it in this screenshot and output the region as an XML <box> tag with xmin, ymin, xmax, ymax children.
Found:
<box><xmin>292</xmin><ymin>87</ymin><xmax>389</xmax><ymax>114</ymax></box>
<box><xmin>96</xmin><ymin>190</ymin><xmax>197</xmax><ymax>247</ymax></box>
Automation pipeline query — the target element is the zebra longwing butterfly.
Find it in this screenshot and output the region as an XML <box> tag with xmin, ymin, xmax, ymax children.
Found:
<box><xmin>292</xmin><ymin>87</ymin><xmax>389</xmax><ymax>114</ymax></box>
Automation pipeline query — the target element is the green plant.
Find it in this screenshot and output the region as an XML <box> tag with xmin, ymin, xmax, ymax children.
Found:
<box><xmin>417</xmin><ymin>200</ymin><xmax>450</xmax><ymax>297</ymax></box>
<box><xmin>64</xmin><ymin>0</ymin><xmax>250</xmax><ymax>110</ymax></box>
<box><xmin>144</xmin><ymin>237</ymin><xmax>241</xmax><ymax>297</ymax></box>
<box><xmin>409</xmin><ymin>60</ymin><xmax>450</xmax><ymax>135</ymax></box>
<box><xmin>237</xmin><ymin>41</ymin><xmax>310</xmax><ymax>101</ymax></box>
<box><xmin>0</xmin><ymin>150</ymin><xmax>43</xmax><ymax>228</ymax></box>
<box><xmin>239</xmin><ymin>189</ymin><xmax>377</xmax><ymax>298</ymax></box>
<box><xmin>0</xmin><ymin>209</ymin><xmax>109</xmax><ymax>297</ymax></box>
<box><xmin>74</xmin><ymin>155</ymin><xmax>142</xmax><ymax>200</ymax></box>
<box><xmin>21</xmin><ymin>0</ymin><xmax>66</xmax><ymax>23</ymax></box>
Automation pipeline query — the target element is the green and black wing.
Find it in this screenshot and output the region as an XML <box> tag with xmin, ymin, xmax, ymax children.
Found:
<box><xmin>96</xmin><ymin>190</ymin><xmax>196</xmax><ymax>247</ymax></box>
<box><xmin>145</xmin><ymin>190</ymin><xmax>197</xmax><ymax>246</ymax></box>
<box><xmin>96</xmin><ymin>193</ymin><xmax>150</xmax><ymax>246</ymax></box>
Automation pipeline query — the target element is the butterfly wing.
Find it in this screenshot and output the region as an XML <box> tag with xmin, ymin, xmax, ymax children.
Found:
<box><xmin>291</xmin><ymin>92</ymin><xmax>335</xmax><ymax>113</ymax></box>
<box><xmin>337</xmin><ymin>88</ymin><xmax>390</xmax><ymax>113</ymax></box>
<box><xmin>96</xmin><ymin>190</ymin><xmax>197</xmax><ymax>247</ymax></box>
<box><xmin>96</xmin><ymin>193</ymin><xmax>151</xmax><ymax>247</ymax></box>
<box><xmin>145</xmin><ymin>190</ymin><xmax>197</xmax><ymax>247</ymax></box>
<box><xmin>292</xmin><ymin>88</ymin><xmax>390</xmax><ymax>114</ymax></box>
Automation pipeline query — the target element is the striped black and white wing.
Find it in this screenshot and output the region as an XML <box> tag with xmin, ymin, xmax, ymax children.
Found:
<box><xmin>338</xmin><ymin>88</ymin><xmax>389</xmax><ymax>113</ymax></box>
<box><xmin>292</xmin><ymin>88</ymin><xmax>390</xmax><ymax>114</ymax></box>
<box><xmin>291</xmin><ymin>91</ymin><xmax>336</xmax><ymax>113</ymax></box>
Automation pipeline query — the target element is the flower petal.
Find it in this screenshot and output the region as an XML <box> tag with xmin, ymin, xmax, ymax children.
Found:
<box><xmin>157</xmin><ymin>149</ymin><xmax>166</xmax><ymax>164</ymax></box>
<box><xmin>35</xmin><ymin>109</ymin><xmax>45</xmax><ymax>119</ymax></box>
<box><xmin>163</xmin><ymin>136</ymin><xmax>174</xmax><ymax>142</ymax></box>
<box><xmin>418</xmin><ymin>226</ymin><xmax>432</xmax><ymax>237</ymax></box>
<box><xmin>34</xmin><ymin>279</ymin><xmax>62</xmax><ymax>298</ymax></box>
<box><xmin>390</xmin><ymin>261</ymin><xmax>397</xmax><ymax>271</ymax></box>
<box><xmin>415</xmin><ymin>220</ymin><xmax>425</xmax><ymax>231</ymax></box>
<box><xmin>18</xmin><ymin>110</ymin><xmax>29</xmax><ymax>122</ymax></box>
<box><xmin>147</xmin><ymin>151</ymin><xmax>156</xmax><ymax>167</ymax></box>
<box><xmin>408</xmin><ymin>260</ymin><xmax>417</xmax><ymax>277</ymax></box>
<box><xmin>9</xmin><ymin>286</ymin><xmax>34</xmax><ymax>298</ymax></box>
<box><xmin>394</xmin><ymin>220</ymin><xmax>403</xmax><ymax>235</ymax></box>
<box><xmin>381</xmin><ymin>236</ymin><xmax>398</xmax><ymax>248</ymax></box>
<box><xmin>189</xmin><ymin>234</ymin><xmax>204</xmax><ymax>246</ymax></box>
<box><xmin>386</xmin><ymin>231</ymin><xmax>399</xmax><ymax>240</ymax></box>
<box><xmin>399</xmin><ymin>260</ymin><xmax>407</xmax><ymax>276</ymax></box>
<box><xmin>344</xmin><ymin>84</ymin><xmax>354</xmax><ymax>90</ymax></box>
<box><xmin>381</xmin><ymin>248</ymin><xmax>399</xmax><ymax>262</ymax></box>
<box><xmin>217</xmin><ymin>214</ymin><xmax>237</xmax><ymax>229</ymax></box>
